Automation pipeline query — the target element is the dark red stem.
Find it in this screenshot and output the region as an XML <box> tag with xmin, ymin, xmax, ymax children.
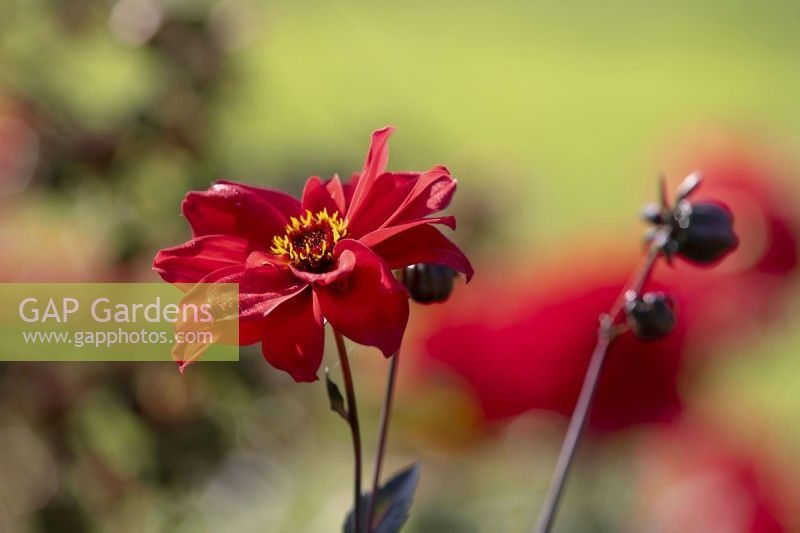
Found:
<box><xmin>533</xmin><ymin>242</ymin><xmax>663</xmax><ymax>533</ymax></box>
<box><xmin>366</xmin><ymin>350</ymin><xmax>400</xmax><ymax>531</ymax></box>
<box><xmin>333</xmin><ymin>329</ymin><xmax>363</xmax><ymax>533</ymax></box>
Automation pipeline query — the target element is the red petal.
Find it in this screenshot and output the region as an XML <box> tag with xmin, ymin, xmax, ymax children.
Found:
<box><xmin>239</xmin><ymin>266</ymin><xmax>307</xmax><ymax>322</ymax></box>
<box><xmin>261</xmin><ymin>288</ymin><xmax>325</xmax><ymax>382</ymax></box>
<box><xmin>245</xmin><ymin>250</ymin><xmax>287</xmax><ymax>270</ymax></box>
<box><xmin>346</xmin><ymin>127</ymin><xmax>395</xmax><ymax>221</ymax></box>
<box><xmin>327</xmin><ymin>175</ymin><xmax>348</xmax><ymax>213</ymax></box>
<box><xmin>189</xmin><ymin>263</ymin><xmax>305</xmax><ymax>333</ymax></box>
<box><xmin>316</xmin><ymin>240</ymin><xmax>409</xmax><ymax>357</ymax></box>
<box><xmin>346</xmin><ymin>172</ymin><xmax>419</xmax><ymax>238</ymax></box>
<box><xmin>183</xmin><ymin>181</ymin><xmax>301</xmax><ymax>242</ymax></box>
<box><xmin>170</xmin><ymin>267</ymin><xmax>244</xmax><ymax>370</ymax></box>
<box><xmin>383</xmin><ymin>166</ymin><xmax>456</xmax><ymax>226</ymax></box>
<box><xmin>370</xmin><ymin>224</ymin><xmax>474</xmax><ymax>281</ymax></box>
<box><xmin>301</xmin><ymin>175</ymin><xmax>347</xmax><ymax>215</ymax></box>
<box><xmin>157</xmin><ymin>245</ymin><xmax>301</xmax><ymax>346</ymax></box>
<box><xmin>153</xmin><ymin>235</ymin><xmax>253</xmax><ymax>285</ymax></box>
<box><xmin>357</xmin><ymin>216</ymin><xmax>456</xmax><ymax>249</ymax></box>
<box><xmin>239</xmin><ymin>320</ymin><xmax>265</xmax><ymax>346</ymax></box>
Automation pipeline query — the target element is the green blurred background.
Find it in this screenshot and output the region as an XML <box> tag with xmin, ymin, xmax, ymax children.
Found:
<box><xmin>1</xmin><ymin>0</ymin><xmax>799</xmax><ymax>531</ymax></box>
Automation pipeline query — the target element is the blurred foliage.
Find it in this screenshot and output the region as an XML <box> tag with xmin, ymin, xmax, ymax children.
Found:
<box><xmin>0</xmin><ymin>0</ymin><xmax>799</xmax><ymax>531</ymax></box>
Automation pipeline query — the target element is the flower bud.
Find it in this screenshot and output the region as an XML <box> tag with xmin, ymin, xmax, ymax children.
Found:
<box><xmin>624</xmin><ymin>291</ymin><xmax>676</xmax><ymax>341</ymax></box>
<box><xmin>672</xmin><ymin>201</ymin><xmax>739</xmax><ymax>264</ymax></box>
<box><xmin>642</xmin><ymin>173</ymin><xmax>739</xmax><ymax>266</ymax></box>
<box><xmin>400</xmin><ymin>264</ymin><xmax>457</xmax><ymax>304</ymax></box>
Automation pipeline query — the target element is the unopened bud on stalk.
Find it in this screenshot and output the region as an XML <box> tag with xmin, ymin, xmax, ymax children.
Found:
<box><xmin>624</xmin><ymin>291</ymin><xmax>676</xmax><ymax>340</ymax></box>
<box><xmin>400</xmin><ymin>264</ymin><xmax>457</xmax><ymax>304</ymax></box>
<box><xmin>670</xmin><ymin>200</ymin><xmax>739</xmax><ymax>263</ymax></box>
<box><xmin>644</xmin><ymin>172</ymin><xmax>739</xmax><ymax>264</ymax></box>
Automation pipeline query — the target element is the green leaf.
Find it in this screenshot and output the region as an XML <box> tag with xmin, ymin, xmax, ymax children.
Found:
<box><xmin>343</xmin><ymin>463</ymin><xmax>421</xmax><ymax>533</ymax></box>
<box><xmin>325</xmin><ymin>368</ymin><xmax>348</xmax><ymax>421</ymax></box>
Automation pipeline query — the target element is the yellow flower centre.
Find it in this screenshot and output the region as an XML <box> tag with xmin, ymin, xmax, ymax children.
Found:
<box><xmin>270</xmin><ymin>209</ymin><xmax>348</xmax><ymax>272</ymax></box>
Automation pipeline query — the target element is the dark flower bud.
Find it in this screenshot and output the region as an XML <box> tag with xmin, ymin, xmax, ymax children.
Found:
<box><xmin>671</xmin><ymin>200</ymin><xmax>739</xmax><ymax>264</ymax></box>
<box><xmin>643</xmin><ymin>173</ymin><xmax>739</xmax><ymax>265</ymax></box>
<box><xmin>400</xmin><ymin>264</ymin><xmax>457</xmax><ymax>304</ymax></box>
<box><xmin>624</xmin><ymin>291</ymin><xmax>676</xmax><ymax>341</ymax></box>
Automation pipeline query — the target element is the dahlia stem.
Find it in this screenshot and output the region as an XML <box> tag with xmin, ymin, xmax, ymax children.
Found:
<box><xmin>333</xmin><ymin>329</ymin><xmax>364</xmax><ymax>533</ymax></box>
<box><xmin>366</xmin><ymin>350</ymin><xmax>400</xmax><ymax>531</ymax></box>
<box><xmin>533</xmin><ymin>242</ymin><xmax>663</xmax><ymax>533</ymax></box>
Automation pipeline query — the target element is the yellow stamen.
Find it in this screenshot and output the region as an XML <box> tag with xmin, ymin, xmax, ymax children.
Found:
<box><xmin>270</xmin><ymin>209</ymin><xmax>348</xmax><ymax>271</ymax></box>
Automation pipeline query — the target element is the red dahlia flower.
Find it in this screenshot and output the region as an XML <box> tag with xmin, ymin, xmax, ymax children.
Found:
<box><xmin>153</xmin><ymin>127</ymin><xmax>473</xmax><ymax>381</ymax></box>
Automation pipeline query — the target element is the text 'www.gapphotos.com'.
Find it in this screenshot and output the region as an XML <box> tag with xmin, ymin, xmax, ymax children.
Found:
<box><xmin>21</xmin><ymin>329</ymin><xmax>213</xmax><ymax>348</ymax></box>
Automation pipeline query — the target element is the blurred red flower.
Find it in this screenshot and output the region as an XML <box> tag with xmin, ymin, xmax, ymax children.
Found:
<box><xmin>154</xmin><ymin>127</ymin><xmax>472</xmax><ymax>381</ymax></box>
<box><xmin>424</xmin><ymin>267</ymin><xmax>685</xmax><ymax>430</ymax></box>
<box><xmin>631</xmin><ymin>421</ymin><xmax>795</xmax><ymax>532</ymax></box>
<box><xmin>421</xmin><ymin>154</ymin><xmax>798</xmax><ymax>430</ymax></box>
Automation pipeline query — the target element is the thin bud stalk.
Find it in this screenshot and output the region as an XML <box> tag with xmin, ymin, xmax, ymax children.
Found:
<box><xmin>533</xmin><ymin>240</ymin><xmax>664</xmax><ymax>533</ymax></box>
